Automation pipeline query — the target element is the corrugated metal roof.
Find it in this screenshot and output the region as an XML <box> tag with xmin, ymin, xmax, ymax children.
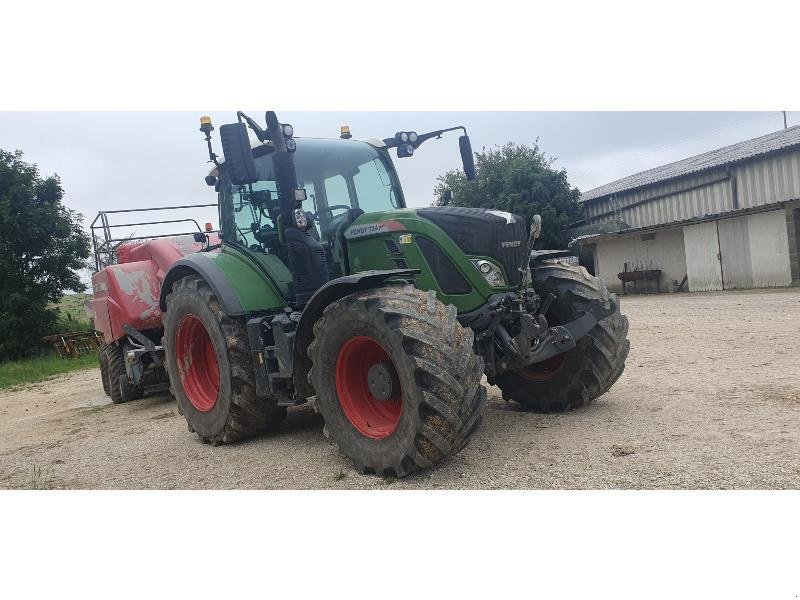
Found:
<box><xmin>582</xmin><ymin>125</ymin><xmax>800</xmax><ymax>203</ymax></box>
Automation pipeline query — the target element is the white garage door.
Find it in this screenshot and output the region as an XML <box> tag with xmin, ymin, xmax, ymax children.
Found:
<box><xmin>718</xmin><ymin>215</ymin><xmax>753</xmax><ymax>289</ymax></box>
<box><xmin>683</xmin><ymin>221</ymin><xmax>723</xmax><ymax>292</ymax></box>
<box><xmin>747</xmin><ymin>210</ymin><xmax>792</xmax><ymax>287</ymax></box>
<box><xmin>683</xmin><ymin>210</ymin><xmax>791</xmax><ymax>292</ymax></box>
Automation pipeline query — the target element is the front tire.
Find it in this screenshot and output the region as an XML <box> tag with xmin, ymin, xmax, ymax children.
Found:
<box><xmin>494</xmin><ymin>261</ymin><xmax>630</xmax><ymax>412</ymax></box>
<box><xmin>163</xmin><ymin>275</ymin><xmax>286</xmax><ymax>445</ymax></box>
<box><xmin>308</xmin><ymin>286</ymin><xmax>486</xmax><ymax>477</ymax></box>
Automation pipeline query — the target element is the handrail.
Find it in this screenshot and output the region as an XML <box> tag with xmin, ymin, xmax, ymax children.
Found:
<box><xmin>91</xmin><ymin>204</ymin><xmax>219</xmax><ymax>272</ymax></box>
<box><xmin>97</xmin><ymin>218</ymin><xmax>204</xmax><ymax>231</ymax></box>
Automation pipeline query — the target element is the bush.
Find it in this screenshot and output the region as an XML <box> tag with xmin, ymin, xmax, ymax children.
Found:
<box><xmin>52</xmin><ymin>311</ymin><xmax>93</xmax><ymax>335</ymax></box>
<box><xmin>435</xmin><ymin>142</ymin><xmax>583</xmax><ymax>249</ymax></box>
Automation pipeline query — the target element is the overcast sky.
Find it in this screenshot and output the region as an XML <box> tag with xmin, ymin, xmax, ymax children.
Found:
<box><xmin>2</xmin><ymin>111</ymin><xmax>797</xmax><ymax>249</ymax></box>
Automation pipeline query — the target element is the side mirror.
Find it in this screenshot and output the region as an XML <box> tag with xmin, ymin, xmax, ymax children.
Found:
<box><xmin>193</xmin><ymin>232</ymin><xmax>207</xmax><ymax>243</ymax></box>
<box><xmin>219</xmin><ymin>122</ymin><xmax>258</xmax><ymax>185</ymax></box>
<box><xmin>459</xmin><ymin>135</ymin><xmax>476</xmax><ymax>181</ymax></box>
<box><xmin>441</xmin><ymin>189</ymin><xmax>453</xmax><ymax>206</ymax></box>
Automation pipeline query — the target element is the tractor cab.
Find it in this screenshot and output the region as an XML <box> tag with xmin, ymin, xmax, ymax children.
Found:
<box><xmin>217</xmin><ymin>136</ymin><xmax>406</xmax><ymax>284</ymax></box>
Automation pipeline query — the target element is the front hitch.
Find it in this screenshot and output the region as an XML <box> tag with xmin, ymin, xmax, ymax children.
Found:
<box><xmin>494</xmin><ymin>295</ymin><xmax>618</xmax><ymax>374</ymax></box>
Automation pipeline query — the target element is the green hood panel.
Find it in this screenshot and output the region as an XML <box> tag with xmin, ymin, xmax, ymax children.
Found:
<box><xmin>345</xmin><ymin>209</ymin><xmax>514</xmax><ymax>313</ymax></box>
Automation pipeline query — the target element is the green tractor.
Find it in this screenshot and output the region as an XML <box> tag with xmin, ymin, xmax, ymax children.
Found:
<box><xmin>157</xmin><ymin>111</ymin><xmax>629</xmax><ymax>476</ymax></box>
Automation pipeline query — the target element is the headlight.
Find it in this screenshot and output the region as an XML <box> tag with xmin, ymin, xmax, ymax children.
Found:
<box><xmin>408</xmin><ymin>131</ymin><xmax>418</xmax><ymax>143</ymax></box>
<box><xmin>282</xmin><ymin>123</ymin><xmax>294</xmax><ymax>138</ymax></box>
<box><xmin>397</xmin><ymin>143</ymin><xmax>414</xmax><ymax>158</ymax></box>
<box><xmin>471</xmin><ymin>259</ymin><xmax>506</xmax><ymax>287</ymax></box>
<box><xmin>285</xmin><ymin>138</ymin><xmax>297</xmax><ymax>152</ymax></box>
<box><xmin>397</xmin><ymin>131</ymin><xmax>409</xmax><ymax>143</ymax></box>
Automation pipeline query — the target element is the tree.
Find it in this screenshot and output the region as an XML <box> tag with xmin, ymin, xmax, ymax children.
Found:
<box><xmin>0</xmin><ymin>150</ymin><xmax>91</xmax><ymax>360</ymax></box>
<box><xmin>434</xmin><ymin>142</ymin><xmax>583</xmax><ymax>249</ymax></box>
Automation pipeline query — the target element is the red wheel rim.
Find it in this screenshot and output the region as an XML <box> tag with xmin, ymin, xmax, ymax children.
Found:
<box><xmin>335</xmin><ymin>336</ymin><xmax>402</xmax><ymax>439</ymax></box>
<box><xmin>517</xmin><ymin>353</ymin><xmax>567</xmax><ymax>382</ymax></box>
<box><xmin>175</xmin><ymin>314</ymin><xmax>219</xmax><ymax>412</ymax></box>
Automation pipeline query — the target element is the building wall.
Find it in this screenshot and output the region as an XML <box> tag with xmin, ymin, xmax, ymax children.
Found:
<box><xmin>584</xmin><ymin>147</ymin><xmax>800</xmax><ymax>230</ymax></box>
<box><xmin>585</xmin><ymin>169</ymin><xmax>732</xmax><ymax>229</ymax></box>
<box><xmin>594</xmin><ymin>227</ymin><xmax>687</xmax><ymax>294</ymax></box>
<box><xmin>592</xmin><ymin>208</ymin><xmax>792</xmax><ymax>295</ymax></box>
<box><xmin>736</xmin><ymin>150</ymin><xmax>800</xmax><ymax>209</ymax></box>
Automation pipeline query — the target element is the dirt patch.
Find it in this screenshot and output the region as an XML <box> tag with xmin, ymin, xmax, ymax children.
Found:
<box><xmin>0</xmin><ymin>288</ymin><xmax>798</xmax><ymax>489</ymax></box>
<box><xmin>611</xmin><ymin>445</ymin><xmax>636</xmax><ymax>458</ymax></box>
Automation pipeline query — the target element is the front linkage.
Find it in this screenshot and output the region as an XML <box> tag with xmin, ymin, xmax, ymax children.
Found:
<box><xmin>459</xmin><ymin>217</ymin><xmax>616</xmax><ymax>380</ymax></box>
<box><xmin>460</xmin><ymin>278</ymin><xmax>616</xmax><ymax>380</ymax></box>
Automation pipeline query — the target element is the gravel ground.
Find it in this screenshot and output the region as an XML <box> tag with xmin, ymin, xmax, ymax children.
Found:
<box><xmin>1</xmin><ymin>288</ymin><xmax>798</xmax><ymax>489</ymax></box>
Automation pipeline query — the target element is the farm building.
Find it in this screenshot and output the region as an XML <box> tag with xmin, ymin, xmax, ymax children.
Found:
<box><xmin>574</xmin><ymin>126</ymin><xmax>800</xmax><ymax>294</ymax></box>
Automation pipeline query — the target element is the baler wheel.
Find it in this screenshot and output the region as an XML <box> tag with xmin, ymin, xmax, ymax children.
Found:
<box><xmin>103</xmin><ymin>342</ymin><xmax>144</xmax><ymax>404</ymax></box>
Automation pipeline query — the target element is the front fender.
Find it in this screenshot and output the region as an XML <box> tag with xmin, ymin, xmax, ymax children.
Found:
<box><xmin>292</xmin><ymin>269</ymin><xmax>419</xmax><ymax>399</ymax></box>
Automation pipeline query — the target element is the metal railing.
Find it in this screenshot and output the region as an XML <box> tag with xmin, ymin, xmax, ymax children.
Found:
<box><xmin>90</xmin><ymin>204</ymin><xmax>218</xmax><ymax>271</ymax></box>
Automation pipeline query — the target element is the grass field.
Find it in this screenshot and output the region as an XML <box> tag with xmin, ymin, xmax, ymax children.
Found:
<box><xmin>54</xmin><ymin>293</ymin><xmax>91</xmax><ymax>321</ymax></box>
<box><xmin>51</xmin><ymin>293</ymin><xmax>94</xmax><ymax>333</ymax></box>
<box><xmin>0</xmin><ymin>352</ymin><xmax>98</xmax><ymax>390</ymax></box>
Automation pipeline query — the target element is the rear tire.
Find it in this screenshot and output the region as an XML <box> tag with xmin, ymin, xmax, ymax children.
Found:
<box><xmin>163</xmin><ymin>275</ymin><xmax>286</xmax><ymax>445</ymax></box>
<box><xmin>308</xmin><ymin>286</ymin><xmax>486</xmax><ymax>477</ymax></box>
<box><xmin>494</xmin><ymin>261</ymin><xmax>630</xmax><ymax>412</ymax></box>
<box><xmin>103</xmin><ymin>343</ymin><xmax>144</xmax><ymax>404</ymax></box>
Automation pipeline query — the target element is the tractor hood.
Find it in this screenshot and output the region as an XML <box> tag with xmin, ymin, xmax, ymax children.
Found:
<box><xmin>415</xmin><ymin>207</ymin><xmax>529</xmax><ymax>286</ymax></box>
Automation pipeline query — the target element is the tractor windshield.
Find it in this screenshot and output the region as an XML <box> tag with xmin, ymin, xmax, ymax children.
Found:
<box><xmin>225</xmin><ymin>138</ymin><xmax>404</xmax><ymax>246</ymax></box>
<box><xmin>292</xmin><ymin>138</ymin><xmax>405</xmax><ymax>219</ymax></box>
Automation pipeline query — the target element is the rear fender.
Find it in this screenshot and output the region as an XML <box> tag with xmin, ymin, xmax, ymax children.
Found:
<box><xmin>159</xmin><ymin>250</ymin><xmax>286</xmax><ymax>316</ymax></box>
<box><xmin>160</xmin><ymin>255</ymin><xmax>243</xmax><ymax>314</ymax></box>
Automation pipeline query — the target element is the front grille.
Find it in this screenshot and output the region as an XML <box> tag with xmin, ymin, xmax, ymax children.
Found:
<box><xmin>417</xmin><ymin>207</ymin><xmax>528</xmax><ymax>285</ymax></box>
<box><xmin>384</xmin><ymin>239</ymin><xmax>402</xmax><ymax>255</ymax></box>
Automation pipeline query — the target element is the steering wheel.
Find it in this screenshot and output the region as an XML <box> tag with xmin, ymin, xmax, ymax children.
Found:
<box><xmin>313</xmin><ymin>205</ymin><xmax>351</xmax><ymax>222</ymax></box>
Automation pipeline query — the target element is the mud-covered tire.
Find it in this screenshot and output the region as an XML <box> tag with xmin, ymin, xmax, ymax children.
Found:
<box><xmin>163</xmin><ymin>275</ymin><xmax>286</xmax><ymax>445</ymax></box>
<box><xmin>139</xmin><ymin>365</ymin><xmax>170</xmax><ymax>388</ymax></box>
<box><xmin>308</xmin><ymin>286</ymin><xmax>486</xmax><ymax>477</ymax></box>
<box><xmin>99</xmin><ymin>345</ymin><xmax>111</xmax><ymax>396</ymax></box>
<box><xmin>494</xmin><ymin>261</ymin><xmax>630</xmax><ymax>412</ymax></box>
<box><xmin>103</xmin><ymin>342</ymin><xmax>144</xmax><ymax>404</ymax></box>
